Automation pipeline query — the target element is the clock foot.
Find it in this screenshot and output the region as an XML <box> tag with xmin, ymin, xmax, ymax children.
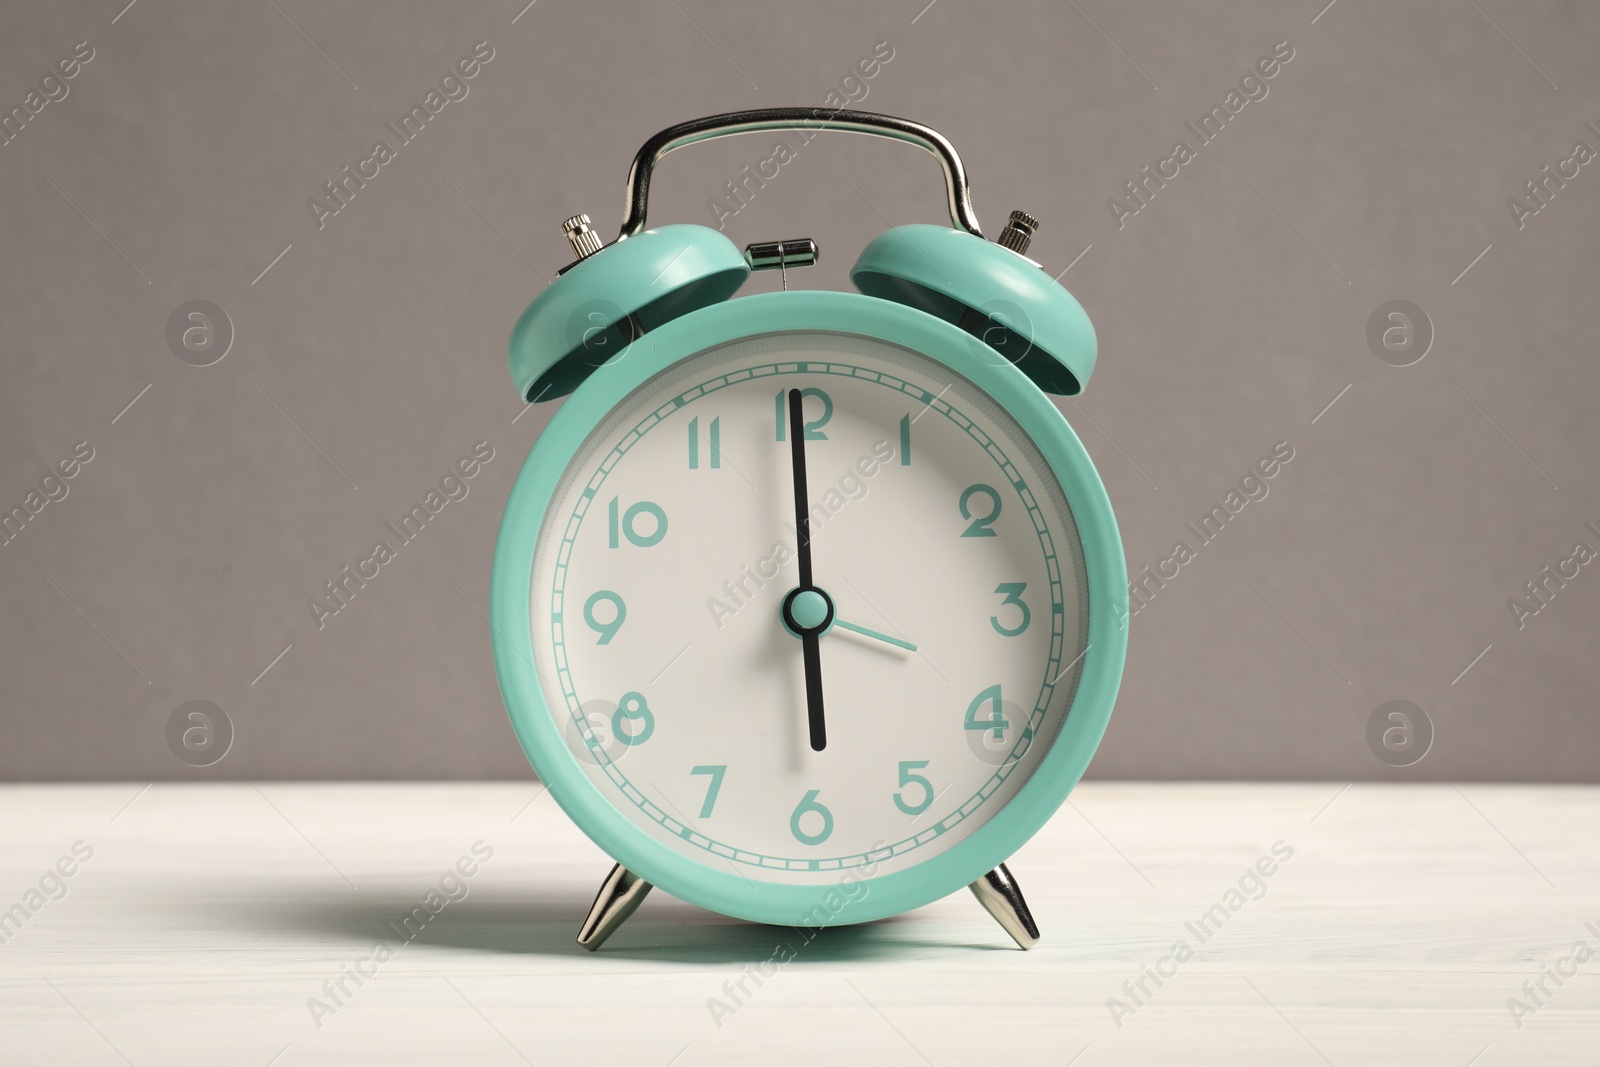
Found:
<box><xmin>968</xmin><ymin>863</ymin><xmax>1040</xmax><ymax>950</ymax></box>
<box><xmin>576</xmin><ymin>863</ymin><xmax>653</xmax><ymax>951</ymax></box>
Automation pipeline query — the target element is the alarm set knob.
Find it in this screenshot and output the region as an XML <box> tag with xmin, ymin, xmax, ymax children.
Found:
<box><xmin>561</xmin><ymin>213</ymin><xmax>604</xmax><ymax>260</ymax></box>
<box><xmin>995</xmin><ymin>209</ymin><xmax>1039</xmax><ymax>255</ymax></box>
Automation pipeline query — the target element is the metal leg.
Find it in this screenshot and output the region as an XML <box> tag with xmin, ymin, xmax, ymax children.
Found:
<box><xmin>576</xmin><ymin>863</ymin><xmax>652</xmax><ymax>951</ymax></box>
<box><xmin>968</xmin><ymin>863</ymin><xmax>1040</xmax><ymax>950</ymax></box>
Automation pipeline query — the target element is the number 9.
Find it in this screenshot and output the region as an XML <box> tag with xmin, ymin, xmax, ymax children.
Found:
<box><xmin>583</xmin><ymin>590</ymin><xmax>626</xmax><ymax>644</ymax></box>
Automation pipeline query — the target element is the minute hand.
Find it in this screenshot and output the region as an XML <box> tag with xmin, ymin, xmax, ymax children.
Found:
<box><xmin>787</xmin><ymin>388</ymin><xmax>826</xmax><ymax>752</ymax></box>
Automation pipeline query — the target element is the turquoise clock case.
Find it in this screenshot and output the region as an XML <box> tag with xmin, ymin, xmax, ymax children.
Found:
<box><xmin>492</xmin><ymin>281</ymin><xmax>1129</xmax><ymax>929</ymax></box>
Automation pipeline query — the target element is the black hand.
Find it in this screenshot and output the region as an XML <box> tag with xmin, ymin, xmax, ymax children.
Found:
<box><xmin>787</xmin><ymin>388</ymin><xmax>826</xmax><ymax>752</ymax></box>
<box><xmin>800</xmin><ymin>630</ymin><xmax>825</xmax><ymax>752</ymax></box>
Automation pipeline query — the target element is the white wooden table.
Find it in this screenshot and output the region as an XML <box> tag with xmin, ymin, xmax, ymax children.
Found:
<box><xmin>1</xmin><ymin>783</ymin><xmax>1595</xmax><ymax>1065</ymax></box>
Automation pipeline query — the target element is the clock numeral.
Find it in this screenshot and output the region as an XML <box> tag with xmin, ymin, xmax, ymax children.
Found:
<box><xmin>789</xmin><ymin>789</ymin><xmax>834</xmax><ymax>845</ymax></box>
<box><xmin>959</xmin><ymin>484</ymin><xmax>1002</xmax><ymax>538</ymax></box>
<box><xmin>989</xmin><ymin>582</ymin><xmax>1030</xmax><ymax>637</ymax></box>
<box><xmin>611</xmin><ymin>691</ymin><xmax>656</xmax><ymax>746</ymax></box>
<box><xmin>688</xmin><ymin>416</ymin><xmax>721</xmax><ymax>469</ymax></box>
<box><xmin>963</xmin><ymin>684</ymin><xmax>1009</xmax><ymax>741</ymax></box>
<box><xmin>582</xmin><ymin>590</ymin><xmax>626</xmax><ymax>644</ymax></box>
<box><xmin>607</xmin><ymin>497</ymin><xmax>668</xmax><ymax>548</ymax></box>
<box><xmin>774</xmin><ymin>388</ymin><xmax>832</xmax><ymax>441</ymax></box>
<box><xmin>899</xmin><ymin>413</ymin><xmax>912</xmax><ymax>465</ymax></box>
<box><xmin>690</xmin><ymin>764</ymin><xmax>726</xmax><ymax>818</ymax></box>
<box><xmin>893</xmin><ymin>760</ymin><xmax>934</xmax><ymax>816</ymax></box>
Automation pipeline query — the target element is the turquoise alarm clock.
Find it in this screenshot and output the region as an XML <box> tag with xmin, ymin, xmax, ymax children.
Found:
<box><xmin>491</xmin><ymin>109</ymin><xmax>1127</xmax><ymax>950</ymax></box>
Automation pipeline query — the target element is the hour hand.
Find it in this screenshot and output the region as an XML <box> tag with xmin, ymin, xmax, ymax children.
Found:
<box><xmin>833</xmin><ymin>618</ymin><xmax>917</xmax><ymax>652</ymax></box>
<box><xmin>800</xmin><ymin>632</ymin><xmax>826</xmax><ymax>751</ymax></box>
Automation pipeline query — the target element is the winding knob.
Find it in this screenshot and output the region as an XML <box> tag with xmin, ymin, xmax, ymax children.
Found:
<box><xmin>995</xmin><ymin>210</ymin><xmax>1039</xmax><ymax>255</ymax></box>
<box><xmin>561</xmin><ymin>213</ymin><xmax>604</xmax><ymax>260</ymax></box>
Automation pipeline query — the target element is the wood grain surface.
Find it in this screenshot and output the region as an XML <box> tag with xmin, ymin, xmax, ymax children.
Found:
<box><xmin>1</xmin><ymin>783</ymin><xmax>1595</xmax><ymax>1064</ymax></box>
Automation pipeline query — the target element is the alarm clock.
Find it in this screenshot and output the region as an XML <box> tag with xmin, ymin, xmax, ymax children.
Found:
<box><xmin>491</xmin><ymin>108</ymin><xmax>1128</xmax><ymax>950</ymax></box>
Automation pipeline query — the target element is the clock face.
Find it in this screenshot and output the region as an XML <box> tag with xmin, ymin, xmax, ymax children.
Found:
<box><xmin>525</xmin><ymin>330</ymin><xmax>1090</xmax><ymax>885</ymax></box>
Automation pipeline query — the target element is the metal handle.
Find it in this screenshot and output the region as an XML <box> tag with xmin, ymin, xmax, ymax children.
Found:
<box><xmin>618</xmin><ymin>108</ymin><xmax>984</xmax><ymax>241</ymax></box>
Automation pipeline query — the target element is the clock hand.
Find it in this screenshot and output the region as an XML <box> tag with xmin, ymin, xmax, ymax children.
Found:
<box><xmin>800</xmin><ymin>630</ymin><xmax>825</xmax><ymax>752</ymax></box>
<box><xmin>832</xmin><ymin>618</ymin><xmax>918</xmax><ymax>652</ymax></box>
<box><xmin>784</xmin><ymin>593</ymin><xmax>915</xmax><ymax>652</ymax></box>
<box><xmin>787</xmin><ymin>388</ymin><xmax>816</xmax><ymax>589</ymax></box>
<box><xmin>786</xmin><ymin>388</ymin><xmax>827</xmax><ymax>752</ymax></box>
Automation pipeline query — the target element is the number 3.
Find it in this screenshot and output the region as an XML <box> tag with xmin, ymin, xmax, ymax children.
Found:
<box><xmin>989</xmin><ymin>582</ymin><xmax>1030</xmax><ymax>637</ymax></box>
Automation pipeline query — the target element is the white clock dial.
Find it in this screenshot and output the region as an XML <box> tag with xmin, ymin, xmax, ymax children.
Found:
<box><xmin>528</xmin><ymin>331</ymin><xmax>1089</xmax><ymax>884</ymax></box>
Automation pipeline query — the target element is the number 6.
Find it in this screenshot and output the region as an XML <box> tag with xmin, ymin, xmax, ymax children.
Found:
<box><xmin>789</xmin><ymin>789</ymin><xmax>834</xmax><ymax>845</ymax></box>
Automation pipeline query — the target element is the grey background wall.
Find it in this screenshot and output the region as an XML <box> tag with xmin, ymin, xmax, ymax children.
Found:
<box><xmin>2</xmin><ymin>0</ymin><xmax>1597</xmax><ymax>781</ymax></box>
